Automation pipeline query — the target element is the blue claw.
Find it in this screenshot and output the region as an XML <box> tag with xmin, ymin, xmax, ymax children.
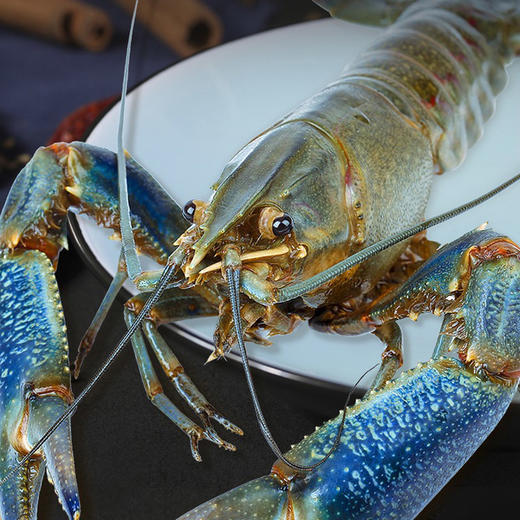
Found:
<box><xmin>0</xmin><ymin>250</ymin><xmax>80</xmax><ymax>519</ymax></box>
<box><xmin>178</xmin><ymin>476</ymin><xmax>288</xmax><ymax>520</ymax></box>
<box><xmin>28</xmin><ymin>396</ymin><xmax>80</xmax><ymax>520</ymax></box>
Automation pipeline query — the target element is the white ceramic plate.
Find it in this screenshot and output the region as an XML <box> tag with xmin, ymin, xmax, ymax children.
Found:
<box><xmin>80</xmin><ymin>18</ymin><xmax>520</xmax><ymax>391</ymax></box>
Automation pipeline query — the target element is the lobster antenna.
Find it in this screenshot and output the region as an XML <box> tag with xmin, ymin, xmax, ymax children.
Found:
<box><xmin>0</xmin><ymin>261</ymin><xmax>177</xmax><ymax>488</ymax></box>
<box><xmin>117</xmin><ymin>0</ymin><xmax>143</xmax><ymax>282</ymax></box>
<box><xmin>74</xmin><ymin>0</ymin><xmax>140</xmax><ymax>378</ymax></box>
<box><xmin>277</xmin><ymin>170</ymin><xmax>520</xmax><ymax>302</ymax></box>
<box><xmin>227</xmin><ymin>267</ymin><xmax>377</xmax><ymax>472</ymax></box>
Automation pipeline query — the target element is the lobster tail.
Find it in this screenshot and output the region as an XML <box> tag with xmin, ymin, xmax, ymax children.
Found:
<box><xmin>313</xmin><ymin>0</ymin><xmax>415</xmax><ymax>26</ymax></box>
<box><xmin>315</xmin><ymin>1</ymin><xmax>520</xmax><ymax>56</ymax></box>
<box><xmin>27</xmin><ymin>396</ymin><xmax>80</xmax><ymax>520</ymax></box>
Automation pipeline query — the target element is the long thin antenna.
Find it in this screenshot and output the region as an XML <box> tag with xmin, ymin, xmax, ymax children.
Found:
<box><xmin>117</xmin><ymin>0</ymin><xmax>142</xmax><ymax>282</ymax></box>
<box><xmin>0</xmin><ymin>262</ymin><xmax>176</xmax><ymax>487</ymax></box>
<box><xmin>227</xmin><ymin>267</ymin><xmax>377</xmax><ymax>473</ymax></box>
<box><xmin>276</xmin><ymin>170</ymin><xmax>520</xmax><ymax>302</ymax></box>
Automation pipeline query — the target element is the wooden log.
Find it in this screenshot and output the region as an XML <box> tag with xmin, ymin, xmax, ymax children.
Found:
<box><xmin>0</xmin><ymin>0</ymin><xmax>112</xmax><ymax>52</ymax></box>
<box><xmin>114</xmin><ymin>0</ymin><xmax>223</xmax><ymax>57</ymax></box>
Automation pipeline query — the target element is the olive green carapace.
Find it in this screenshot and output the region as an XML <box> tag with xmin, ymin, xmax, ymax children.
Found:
<box><xmin>187</xmin><ymin>0</ymin><xmax>519</xmax><ymax>309</ymax></box>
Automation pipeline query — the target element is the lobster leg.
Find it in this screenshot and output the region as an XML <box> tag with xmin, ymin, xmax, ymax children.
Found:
<box><xmin>123</xmin><ymin>305</ymin><xmax>240</xmax><ymax>461</ymax></box>
<box><xmin>75</xmin><ymin>252</ymin><xmax>128</xmax><ymax>378</ymax></box>
<box><xmin>143</xmin><ymin>322</ymin><xmax>242</xmax><ymax>431</ymax></box>
<box><xmin>125</xmin><ymin>317</ymin><xmax>212</xmax><ymax>461</ymax></box>
<box><xmin>432</xmin><ymin>314</ymin><xmax>457</xmax><ymax>358</ymax></box>
<box><xmin>366</xmin><ymin>321</ymin><xmax>402</xmax><ymax>393</ymax></box>
<box><xmin>76</xmin><ymin>261</ymin><xmax>185</xmax><ymax>375</ymax></box>
<box><xmin>312</xmin><ymin>227</ymin><xmax>520</xmax><ymax>387</ymax></box>
<box><xmin>123</xmin><ymin>288</ymin><xmax>243</xmax><ymax>458</ymax></box>
<box><xmin>368</xmin><ymin>315</ymin><xmax>454</xmax><ymax>394</ymax></box>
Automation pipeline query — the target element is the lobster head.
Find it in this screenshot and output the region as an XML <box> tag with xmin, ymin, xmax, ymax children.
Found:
<box><xmin>173</xmin><ymin>121</ymin><xmax>352</xmax><ymax>355</ymax></box>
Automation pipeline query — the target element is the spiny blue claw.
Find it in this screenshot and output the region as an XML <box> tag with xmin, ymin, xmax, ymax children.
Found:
<box><xmin>0</xmin><ymin>429</ymin><xmax>45</xmax><ymax>520</ymax></box>
<box><xmin>0</xmin><ymin>250</ymin><xmax>79</xmax><ymax>519</ymax></box>
<box><xmin>27</xmin><ymin>396</ymin><xmax>80</xmax><ymax>520</ymax></box>
<box><xmin>178</xmin><ymin>475</ymin><xmax>287</xmax><ymax>520</ymax></box>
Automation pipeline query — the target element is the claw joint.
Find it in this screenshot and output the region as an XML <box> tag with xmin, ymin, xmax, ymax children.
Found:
<box><xmin>11</xmin><ymin>384</ymin><xmax>74</xmax><ymax>457</ymax></box>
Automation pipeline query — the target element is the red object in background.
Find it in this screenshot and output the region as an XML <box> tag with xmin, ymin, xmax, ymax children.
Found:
<box><xmin>48</xmin><ymin>95</ymin><xmax>118</xmax><ymax>144</ymax></box>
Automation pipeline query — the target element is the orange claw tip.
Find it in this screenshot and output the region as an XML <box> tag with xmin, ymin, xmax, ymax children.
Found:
<box><xmin>6</xmin><ymin>231</ymin><xmax>20</xmax><ymax>249</ymax></box>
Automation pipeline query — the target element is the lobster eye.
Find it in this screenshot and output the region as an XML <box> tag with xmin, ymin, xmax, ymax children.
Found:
<box><xmin>183</xmin><ymin>200</ymin><xmax>196</xmax><ymax>223</ymax></box>
<box><xmin>272</xmin><ymin>214</ymin><xmax>293</xmax><ymax>236</ymax></box>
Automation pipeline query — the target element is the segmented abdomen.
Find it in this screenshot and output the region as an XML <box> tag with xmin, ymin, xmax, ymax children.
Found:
<box><xmin>345</xmin><ymin>0</ymin><xmax>518</xmax><ymax>171</ymax></box>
